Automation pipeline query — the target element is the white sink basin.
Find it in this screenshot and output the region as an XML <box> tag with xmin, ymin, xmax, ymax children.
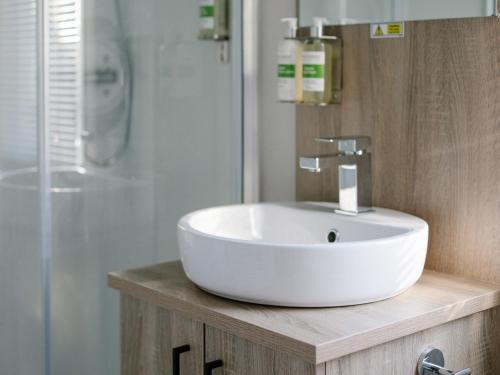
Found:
<box><xmin>178</xmin><ymin>202</ymin><xmax>428</xmax><ymax>307</ymax></box>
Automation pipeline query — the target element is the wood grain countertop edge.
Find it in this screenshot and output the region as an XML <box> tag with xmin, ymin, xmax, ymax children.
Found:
<box><xmin>108</xmin><ymin>269</ymin><xmax>500</xmax><ymax>365</ymax></box>
<box><xmin>314</xmin><ymin>287</ymin><xmax>500</xmax><ymax>363</ymax></box>
<box><xmin>108</xmin><ymin>273</ymin><xmax>317</xmax><ymax>363</ymax></box>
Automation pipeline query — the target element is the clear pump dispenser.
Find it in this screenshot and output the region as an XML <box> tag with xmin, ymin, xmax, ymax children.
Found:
<box><xmin>277</xmin><ymin>17</ymin><xmax>303</xmax><ymax>103</ymax></box>
<box><xmin>303</xmin><ymin>17</ymin><xmax>342</xmax><ymax>105</ymax></box>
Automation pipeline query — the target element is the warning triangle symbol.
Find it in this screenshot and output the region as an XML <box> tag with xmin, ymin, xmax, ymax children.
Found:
<box><xmin>375</xmin><ymin>25</ymin><xmax>384</xmax><ymax>36</ymax></box>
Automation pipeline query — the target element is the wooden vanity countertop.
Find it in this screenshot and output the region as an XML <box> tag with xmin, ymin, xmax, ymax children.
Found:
<box><xmin>108</xmin><ymin>261</ymin><xmax>500</xmax><ymax>364</ymax></box>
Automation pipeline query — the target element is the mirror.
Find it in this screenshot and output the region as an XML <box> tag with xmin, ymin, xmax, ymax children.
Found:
<box><xmin>299</xmin><ymin>0</ymin><xmax>497</xmax><ymax>26</ymax></box>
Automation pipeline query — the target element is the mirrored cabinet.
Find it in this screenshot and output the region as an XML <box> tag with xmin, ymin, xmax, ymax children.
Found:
<box><xmin>299</xmin><ymin>0</ymin><xmax>497</xmax><ymax>26</ymax></box>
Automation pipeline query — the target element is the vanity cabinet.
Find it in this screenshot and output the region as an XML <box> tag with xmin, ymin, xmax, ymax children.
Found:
<box><xmin>120</xmin><ymin>294</ymin><xmax>322</xmax><ymax>375</ymax></box>
<box><xmin>111</xmin><ymin>262</ymin><xmax>500</xmax><ymax>375</ymax></box>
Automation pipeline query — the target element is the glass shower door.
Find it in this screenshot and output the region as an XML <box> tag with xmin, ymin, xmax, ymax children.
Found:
<box><xmin>0</xmin><ymin>0</ymin><xmax>242</xmax><ymax>374</ymax></box>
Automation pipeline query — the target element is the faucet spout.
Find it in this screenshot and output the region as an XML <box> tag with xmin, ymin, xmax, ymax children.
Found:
<box><xmin>299</xmin><ymin>154</ymin><xmax>340</xmax><ymax>173</ymax></box>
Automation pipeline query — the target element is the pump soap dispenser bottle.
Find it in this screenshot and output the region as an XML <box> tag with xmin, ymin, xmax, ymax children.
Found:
<box><xmin>198</xmin><ymin>0</ymin><xmax>215</xmax><ymax>39</ymax></box>
<box><xmin>213</xmin><ymin>0</ymin><xmax>229</xmax><ymax>40</ymax></box>
<box><xmin>303</xmin><ymin>17</ymin><xmax>342</xmax><ymax>105</ymax></box>
<box><xmin>198</xmin><ymin>0</ymin><xmax>229</xmax><ymax>40</ymax></box>
<box><xmin>277</xmin><ymin>18</ymin><xmax>303</xmax><ymax>103</ymax></box>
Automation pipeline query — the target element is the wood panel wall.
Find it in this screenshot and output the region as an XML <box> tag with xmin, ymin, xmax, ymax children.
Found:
<box><xmin>296</xmin><ymin>17</ymin><xmax>500</xmax><ymax>284</ymax></box>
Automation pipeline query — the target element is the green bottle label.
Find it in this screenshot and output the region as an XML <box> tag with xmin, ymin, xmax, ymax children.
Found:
<box><xmin>200</xmin><ymin>5</ymin><xmax>214</xmax><ymax>17</ymax></box>
<box><xmin>303</xmin><ymin>64</ymin><xmax>324</xmax><ymax>79</ymax></box>
<box><xmin>278</xmin><ymin>64</ymin><xmax>295</xmax><ymax>78</ymax></box>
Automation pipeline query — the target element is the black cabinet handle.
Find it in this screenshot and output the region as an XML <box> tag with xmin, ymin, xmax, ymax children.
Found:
<box><xmin>172</xmin><ymin>345</ymin><xmax>190</xmax><ymax>375</ymax></box>
<box><xmin>204</xmin><ymin>359</ymin><xmax>223</xmax><ymax>375</ymax></box>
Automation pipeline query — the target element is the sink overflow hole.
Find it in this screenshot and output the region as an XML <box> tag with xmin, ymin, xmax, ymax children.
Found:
<box><xmin>328</xmin><ymin>229</ymin><xmax>340</xmax><ymax>243</ymax></box>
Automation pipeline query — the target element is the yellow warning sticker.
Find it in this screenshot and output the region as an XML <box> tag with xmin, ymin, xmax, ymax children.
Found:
<box><xmin>370</xmin><ymin>22</ymin><xmax>405</xmax><ymax>39</ymax></box>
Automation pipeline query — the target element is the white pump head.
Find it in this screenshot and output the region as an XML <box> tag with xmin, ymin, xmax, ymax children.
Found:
<box><xmin>281</xmin><ymin>17</ymin><xmax>298</xmax><ymax>39</ymax></box>
<box><xmin>311</xmin><ymin>17</ymin><xmax>328</xmax><ymax>38</ymax></box>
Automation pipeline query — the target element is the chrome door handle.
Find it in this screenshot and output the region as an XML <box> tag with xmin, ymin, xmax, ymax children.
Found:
<box><xmin>418</xmin><ymin>347</ymin><xmax>471</xmax><ymax>375</ymax></box>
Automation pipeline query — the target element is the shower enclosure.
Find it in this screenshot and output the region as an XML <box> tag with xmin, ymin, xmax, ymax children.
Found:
<box><xmin>0</xmin><ymin>1</ymin><xmax>242</xmax><ymax>374</ymax></box>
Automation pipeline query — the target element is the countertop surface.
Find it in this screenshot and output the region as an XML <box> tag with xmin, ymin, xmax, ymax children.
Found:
<box><xmin>108</xmin><ymin>261</ymin><xmax>500</xmax><ymax>364</ymax></box>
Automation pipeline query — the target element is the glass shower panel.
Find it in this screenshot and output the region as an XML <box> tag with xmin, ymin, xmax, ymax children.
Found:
<box><xmin>0</xmin><ymin>1</ymin><xmax>44</xmax><ymax>375</ymax></box>
<box><xmin>47</xmin><ymin>1</ymin><xmax>242</xmax><ymax>375</ymax></box>
<box><xmin>0</xmin><ymin>0</ymin><xmax>241</xmax><ymax>372</ymax></box>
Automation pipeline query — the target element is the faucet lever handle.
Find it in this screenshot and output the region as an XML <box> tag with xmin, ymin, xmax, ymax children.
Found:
<box><xmin>315</xmin><ymin>136</ymin><xmax>370</xmax><ymax>155</ymax></box>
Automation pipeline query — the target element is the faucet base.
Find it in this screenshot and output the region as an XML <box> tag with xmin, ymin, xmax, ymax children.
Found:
<box><xmin>335</xmin><ymin>207</ymin><xmax>374</xmax><ymax>216</ymax></box>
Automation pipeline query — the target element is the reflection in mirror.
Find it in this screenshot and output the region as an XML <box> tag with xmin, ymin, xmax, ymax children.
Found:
<box><xmin>299</xmin><ymin>0</ymin><xmax>497</xmax><ymax>26</ymax></box>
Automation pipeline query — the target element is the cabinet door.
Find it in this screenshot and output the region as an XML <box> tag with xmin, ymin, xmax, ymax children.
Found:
<box><xmin>204</xmin><ymin>325</ymin><xmax>323</xmax><ymax>375</ymax></box>
<box><xmin>121</xmin><ymin>293</ymin><xmax>204</xmax><ymax>375</ymax></box>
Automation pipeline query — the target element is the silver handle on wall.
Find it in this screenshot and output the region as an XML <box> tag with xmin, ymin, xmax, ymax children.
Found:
<box><xmin>418</xmin><ymin>347</ymin><xmax>471</xmax><ymax>375</ymax></box>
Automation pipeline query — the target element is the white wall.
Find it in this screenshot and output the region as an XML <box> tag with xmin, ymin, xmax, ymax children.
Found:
<box><xmin>258</xmin><ymin>0</ymin><xmax>297</xmax><ymax>202</ymax></box>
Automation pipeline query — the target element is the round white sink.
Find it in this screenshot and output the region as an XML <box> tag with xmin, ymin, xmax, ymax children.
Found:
<box><xmin>178</xmin><ymin>202</ymin><xmax>428</xmax><ymax>307</ymax></box>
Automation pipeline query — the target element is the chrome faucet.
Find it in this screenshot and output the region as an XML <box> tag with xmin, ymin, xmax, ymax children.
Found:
<box><xmin>299</xmin><ymin>136</ymin><xmax>373</xmax><ymax>215</ymax></box>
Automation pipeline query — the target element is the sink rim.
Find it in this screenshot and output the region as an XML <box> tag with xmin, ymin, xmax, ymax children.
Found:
<box><xmin>178</xmin><ymin>201</ymin><xmax>428</xmax><ymax>249</ymax></box>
